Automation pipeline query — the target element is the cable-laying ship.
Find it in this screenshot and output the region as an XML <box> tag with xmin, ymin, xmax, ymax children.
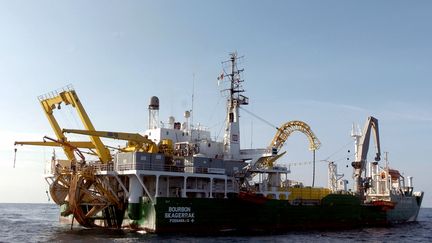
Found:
<box><xmin>15</xmin><ymin>53</ymin><xmax>423</xmax><ymax>233</ymax></box>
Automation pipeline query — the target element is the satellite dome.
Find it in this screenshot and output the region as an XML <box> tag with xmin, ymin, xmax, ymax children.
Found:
<box><xmin>149</xmin><ymin>96</ymin><xmax>159</xmax><ymax>110</ymax></box>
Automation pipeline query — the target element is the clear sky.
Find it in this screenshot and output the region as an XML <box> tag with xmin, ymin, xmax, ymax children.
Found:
<box><xmin>0</xmin><ymin>1</ymin><xmax>431</xmax><ymax>207</ymax></box>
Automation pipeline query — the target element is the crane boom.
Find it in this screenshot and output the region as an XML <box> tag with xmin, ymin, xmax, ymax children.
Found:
<box><xmin>63</xmin><ymin>128</ymin><xmax>159</xmax><ymax>153</ymax></box>
<box><xmin>14</xmin><ymin>141</ymin><xmax>95</xmax><ymax>149</ymax></box>
<box><xmin>356</xmin><ymin>116</ymin><xmax>381</xmax><ymax>162</ymax></box>
<box><xmin>352</xmin><ymin>116</ymin><xmax>381</xmax><ymax>198</ymax></box>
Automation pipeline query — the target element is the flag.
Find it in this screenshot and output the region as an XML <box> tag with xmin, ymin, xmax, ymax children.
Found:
<box><xmin>217</xmin><ymin>72</ymin><xmax>224</xmax><ymax>86</ymax></box>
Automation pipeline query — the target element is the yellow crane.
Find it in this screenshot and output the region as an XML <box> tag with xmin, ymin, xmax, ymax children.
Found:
<box><xmin>15</xmin><ymin>136</ymin><xmax>95</xmax><ymax>161</ymax></box>
<box><xmin>63</xmin><ymin>128</ymin><xmax>160</xmax><ymax>153</ymax></box>
<box><xmin>15</xmin><ymin>85</ymin><xmax>125</xmax><ymax>228</ymax></box>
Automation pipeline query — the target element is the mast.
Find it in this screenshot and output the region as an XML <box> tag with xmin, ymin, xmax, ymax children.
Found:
<box><xmin>222</xmin><ymin>52</ymin><xmax>249</xmax><ymax>160</ymax></box>
<box><xmin>191</xmin><ymin>73</ymin><xmax>195</xmax><ymax>131</ymax></box>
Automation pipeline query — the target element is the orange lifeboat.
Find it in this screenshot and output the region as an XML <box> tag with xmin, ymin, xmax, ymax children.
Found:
<box><xmin>388</xmin><ymin>169</ymin><xmax>401</xmax><ymax>181</ymax></box>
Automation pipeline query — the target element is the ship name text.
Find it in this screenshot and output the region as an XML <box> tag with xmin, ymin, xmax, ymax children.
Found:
<box><xmin>165</xmin><ymin>207</ymin><xmax>195</xmax><ymax>223</ymax></box>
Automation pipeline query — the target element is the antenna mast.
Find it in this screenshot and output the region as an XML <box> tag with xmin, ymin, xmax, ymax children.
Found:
<box><xmin>191</xmin><ymin>73</ymin><xmax>195</xmax><ymax>131</ymax></box>
<box><xmin>221</xmin><ymin>52</ymin><xmax>249</xmax><ymax>160</ymax></box>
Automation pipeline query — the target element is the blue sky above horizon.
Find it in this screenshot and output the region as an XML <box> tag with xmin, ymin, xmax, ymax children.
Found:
<box><xmin>0</xmin><ymin>1</ymin><xmax>431</xmax><ymax>206</ymax></box>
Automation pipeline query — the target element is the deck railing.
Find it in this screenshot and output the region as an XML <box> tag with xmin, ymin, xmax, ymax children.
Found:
<box><xmin>86</xmin><ymin>161</ymin><xmax>227</xmax><ymax>175</ymax></box>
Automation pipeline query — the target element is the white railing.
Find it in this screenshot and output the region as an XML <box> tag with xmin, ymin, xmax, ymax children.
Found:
<box><xmin>37</xmin><ymin>84</ymin><xmax>74</xmax><ymax>101</ymax></box>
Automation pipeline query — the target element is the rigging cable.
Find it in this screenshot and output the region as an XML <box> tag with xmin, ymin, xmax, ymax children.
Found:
<box><xmin>207</xmin><ymin>94</ymin><xmax>225</xmax><ymax>141</ymax></box>
<box><xmin>65</xmin><ymin>104</ymin><xmax>82</xmax><ymax>142</ymax></box>
<box><xmin>239</xmin><ymin>106</ymin><xmax>278</xmax><ymax>130</ymax></box>
<box><xmin>215</xmin><ymin>110</ymin><xmax>228</xmax><ymax>141</ymax></box>
<box><xmin>322</xmin><ymin>139</ymin><xmax>353</xmax><ymax>161</ymax></box>
<box><xmin>67</xmin><ymin>102</ymin><xmax>82</xmax><ymax>129</ymax></box>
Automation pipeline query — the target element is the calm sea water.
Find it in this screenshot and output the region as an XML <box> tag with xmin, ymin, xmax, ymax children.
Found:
<box><xmin>0</xmin><ymin>203</ymin><xmax>431</xmax><ymax>243</ymax></box>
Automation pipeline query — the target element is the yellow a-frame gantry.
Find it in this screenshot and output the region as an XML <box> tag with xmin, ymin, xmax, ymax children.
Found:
<box><xmin>15</xmin><ymin>85</ymin><xmax>112</xmax><ymax>163</ymax></box>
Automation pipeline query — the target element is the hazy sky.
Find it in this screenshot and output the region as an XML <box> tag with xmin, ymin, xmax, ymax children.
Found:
<box><xmin>0</xmin><ymin>1</ymin><xmax>431</xmax><ymax>207</ymax></box>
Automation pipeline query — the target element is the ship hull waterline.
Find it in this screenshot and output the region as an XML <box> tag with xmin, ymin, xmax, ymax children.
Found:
<box><xmin>98</xmin><ymin>193</ymin><xmax>422</xmax><ymax>234</ymax></box>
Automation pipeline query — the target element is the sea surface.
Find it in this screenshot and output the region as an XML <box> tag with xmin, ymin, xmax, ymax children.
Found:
<box><xmin>0</xmin><ymin>203</ymin><xmax>431</xmax><ymax>243</ymax></box>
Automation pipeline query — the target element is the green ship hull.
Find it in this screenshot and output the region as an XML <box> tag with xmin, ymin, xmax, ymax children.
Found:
<box><xmin>126</xmin><ymin>194</ymin><xmax>399</xmax><ymax>234</ymax></box>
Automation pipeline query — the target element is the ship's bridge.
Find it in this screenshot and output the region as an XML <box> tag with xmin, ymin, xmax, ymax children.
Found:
<box><xmin>144</xmin><ymin>127</ymin><xmax>224</xmax><ymax>159</ymax></box>
<box><xmin>144</xmin><ymin>127</ymin><xmax>211</xmax><ymax>144</ymax></box>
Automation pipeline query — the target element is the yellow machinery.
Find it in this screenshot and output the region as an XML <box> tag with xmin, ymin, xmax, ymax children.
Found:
<box><xmin>15</xmin><ymin>85</ymin><xmax>111</xmax><ymax>163</ymax></box>
<box><xmin>248</xmin><ymin>120</ymin><xmax>328</xmax><ymax>202</ymax></box>
<box><xmin>15</xmin><ymin>138</ymin><xmax>97</xmax><ymax>162</ymax></box>
<box><xmin>66</xmin><ymin>166</ymin><xmax>125</xmax><ymax>228</ymax></box>
<box><xmin>15</xmin><ymin>85</ymin><xmax>125</xmax><ymax>228</ymax></box>
<box><xmin>287</xmin><ymin>187</ymin><xmax>331</xmax><ymax>201</ymax></box>
<box><xmin>270</xmin><ymin>120</ymin><xmax>321</xmax><ymax>154</ymax></box>
<box><xmin>258</xmin><ymin>120</ymin><xmax>321</xmax><ymax>168</ymax></box>
<box><xmin>62</xmin><ymin>129</ymin><xmax>162</xmax><ymax>154</ymax></box>
<box><xmin>271</xmin><ymin>121</ymin><xmax>330</xmax><ymax>201</ymax></box>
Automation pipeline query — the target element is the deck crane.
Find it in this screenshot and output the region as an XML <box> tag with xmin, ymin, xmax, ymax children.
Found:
<box><xmin>14</xmin><ymin>85</ymin><xmax>111</xmax><ymax>163</ymax></box>
<box><xmin>62</xmin><ymin>128</ymin><xmax>160</xmax><ymax>153</ymax></box>
<box><xmin>14</xmin><ymin>139</ymin><xmax>97</xmax><ymax>161</ymax></box>
<box><xmin>351</xmin><ymin>116</ymin><xmax>381</xmax><ymax>199</ymax></box>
